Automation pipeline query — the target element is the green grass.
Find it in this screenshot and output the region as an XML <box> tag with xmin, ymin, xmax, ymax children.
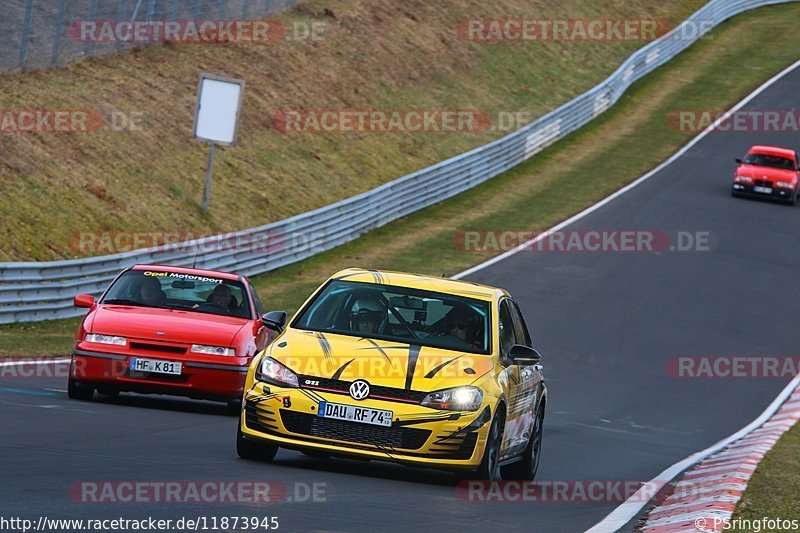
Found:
<box><xmin>729</xmin><ymin>421</ymin><xmax>800</xmax><ymax>528</ymax></box>
<box><xmin>3</xmin><ymin>2</ymin><xmax>800</xmax><ymax>357</ymax></box>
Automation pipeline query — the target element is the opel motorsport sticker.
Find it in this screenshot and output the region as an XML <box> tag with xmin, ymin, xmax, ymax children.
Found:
<box><xmin>142</xmin><ymin>271</ymin><xmax>223</xmax><ymax>284</ymax></box>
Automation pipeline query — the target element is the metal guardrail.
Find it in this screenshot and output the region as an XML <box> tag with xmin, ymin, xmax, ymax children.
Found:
<box><xmin>1</xmin><ymin>0</ymin><xmax>796</xmax><ymax>323</ymax></box>
<box><xmin>2</xmin><ymin>0</ymin><xmax>299</xmax><ymax>72</ymax></box>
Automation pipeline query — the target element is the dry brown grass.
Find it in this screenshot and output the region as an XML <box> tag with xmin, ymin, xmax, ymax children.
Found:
<box><xmin>0</xmin><ymin>0</ymin><xmax>705</xmax><ymax>261</ymax></box>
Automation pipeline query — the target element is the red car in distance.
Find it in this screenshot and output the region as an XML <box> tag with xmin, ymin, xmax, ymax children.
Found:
<box><xmin>69</xmin><ymin>264</ymin><xmax>277</xmax><ymax>411</ymax></box>
<box><xmin>732</xmin><ymin>145</ymin><xmax>800</xmax><ymax>205</ymax></box>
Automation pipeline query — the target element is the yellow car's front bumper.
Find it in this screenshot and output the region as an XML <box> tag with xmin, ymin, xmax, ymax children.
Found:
<box><xmin>240</xmin><ymin>383</ymin><xmax>494</xmax><ymax>469</ymax></box>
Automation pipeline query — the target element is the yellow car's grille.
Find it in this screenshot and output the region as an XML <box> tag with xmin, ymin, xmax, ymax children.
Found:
<box><xmin>299</xmin><ymin>376</ymin><xmax>428</xmax><ymax>404</ymax></box>
<box><xmin>280</xmin><ymin>410</ymin><xmax>431</xmax><ymax>450</ymax></box>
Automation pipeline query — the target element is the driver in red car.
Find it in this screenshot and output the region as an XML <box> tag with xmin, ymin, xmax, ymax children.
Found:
<box><xmin>139</xmin><ymin>277</ymin><xmax>166</xmax><ymax>307</ymax></box>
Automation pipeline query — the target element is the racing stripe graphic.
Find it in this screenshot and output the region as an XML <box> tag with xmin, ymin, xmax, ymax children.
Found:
<box><xmin>331</xmin><ymin>358</ymin><xmax>355</xmax><ymax>380</ymax></box>
<box><xmin>394</xmin><ymin>413</ymin><xmax>460</xmax><ymax>427</ymax></box>
<box><xmin>357</xmin><ymin>338</ymin><xmax>393</xmax><ymax>364</ymax></box>
<box><xmin>434</xmin><ymin>406</ymin><xmax>491</xmax><ymax>443</ymax></box>
<box><xmin>405</xmin><ymin>344</ymin><xmax>421</xmax><ymax>390</ymax></box>
<box><xmin>424</xmin><ymin>355</ymin><xmax>462</xmax><ymax>379</ymax></box>
<box><xmin>299</xmin><ymin>388</ymin><xmax>324</xmax><ymax>405</ymax></box>
<box><xmin>249</xmin><ymin>393</ymin><xmax>279</xmax><ymax>404</ymax></box>
<box><xmin>368</xmin><ymin>269</ymin><xmax>386</xmax><ymax>284</ymax></box>
<box><xmin>314</xmin><ymin>332</ymin><xmax>333</xmax><ymax>362</ymax></box>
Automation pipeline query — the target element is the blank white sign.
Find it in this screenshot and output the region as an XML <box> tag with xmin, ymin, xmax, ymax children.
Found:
<box><xmin>194</xmin><ymin>75</ymin><xmax>244</xmax><ymax>145</ymax></box>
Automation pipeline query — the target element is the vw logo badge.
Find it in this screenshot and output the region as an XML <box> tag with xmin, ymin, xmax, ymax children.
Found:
<box><xmin>349</xmin><ymin>380</ymin><xmax>370</xmax><ymax>401</ymax></box>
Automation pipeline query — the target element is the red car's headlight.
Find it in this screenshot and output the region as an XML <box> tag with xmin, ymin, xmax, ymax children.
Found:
<box><xmin>84</xmin><ymin>333</ymin><xmax>127</xmax><ymax>346</ymax></box>
<box><xmin>191</xmin><ymin>344</ymin><xmax>235</xmax><ymax>357</ymax></box>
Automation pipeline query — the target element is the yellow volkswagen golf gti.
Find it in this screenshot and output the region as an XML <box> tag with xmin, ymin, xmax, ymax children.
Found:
<box><xmin>236</xmin><ymin>268</ymin><xmax>546</xmax><ymax>480</ymax></box>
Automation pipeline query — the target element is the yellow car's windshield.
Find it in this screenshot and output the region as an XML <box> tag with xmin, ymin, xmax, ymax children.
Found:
<box><xmin>292</xmin><ymin>280</ymin><xmax>492</xmax><ymax>354</ymax></box>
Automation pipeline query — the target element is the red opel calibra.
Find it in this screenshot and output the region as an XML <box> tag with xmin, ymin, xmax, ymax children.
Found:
<box><xmin>69</xmin><ymin>264</ymin><xmax>274</xmax><ymax>410</ymax></box>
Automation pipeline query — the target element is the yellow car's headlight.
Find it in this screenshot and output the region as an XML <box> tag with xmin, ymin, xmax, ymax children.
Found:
<box><xmin>256</xmin><ymin>357</ymin><xmax>299</xmax><ymax>388</ymax></box>
<box><xmin>420</xmin><ymin>386</ymin><xmax>483</xmax><ymax>411</ymax></box>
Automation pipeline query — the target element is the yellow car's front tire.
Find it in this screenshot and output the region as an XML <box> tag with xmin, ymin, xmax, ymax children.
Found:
<box><xmin>470</xmin><ymin>411</ymin><xmax>503</xmax><ymax>480</ymax></box>
<box><xmin>237</xmin><ymin>421</ymin><xmax>278</xmax><ymax>462</ymax></box>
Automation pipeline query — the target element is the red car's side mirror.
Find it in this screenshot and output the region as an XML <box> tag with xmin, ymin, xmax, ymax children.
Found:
<box><xmin>74</xmin><ymin>294</ymin><xmax>95</xmax><ymax>308</ymax></box>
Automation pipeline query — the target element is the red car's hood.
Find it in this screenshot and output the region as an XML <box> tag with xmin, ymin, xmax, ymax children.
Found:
<box><xmin>89</xmin><ymin>305</ymin><xmax>248</xmax><ymax>346</ymax></box>
<box><xmin>737</xmin><ymin>164</ymin><xmax>797</xmax><ymax>181</ymax></box>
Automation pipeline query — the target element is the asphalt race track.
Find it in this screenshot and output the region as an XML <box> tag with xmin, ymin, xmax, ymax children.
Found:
<box><xmin>2</xmin><ymin>65</ymin><xmax>800</xmax><ymax>533</ymax></box>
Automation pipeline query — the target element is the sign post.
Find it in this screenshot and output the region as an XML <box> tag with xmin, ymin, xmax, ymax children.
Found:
<box><xmin>192</xmin><ymin>73</ymin><xmax>246</xmax><ymax>213</ymax></box>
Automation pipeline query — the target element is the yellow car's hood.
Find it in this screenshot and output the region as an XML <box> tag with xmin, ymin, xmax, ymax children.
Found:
<box><xmin>269</xmin><ymin>329</ymin><xmax>493</xmax><ymax>392</ymax></box>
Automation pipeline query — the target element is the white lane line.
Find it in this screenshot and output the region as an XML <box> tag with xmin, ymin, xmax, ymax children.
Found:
<box><xmin>454</xmin><ymin>57</ymin><xmax>800</xmax><ymax>280</ymax></box>
<box><xmin>0</xmin><ymin>357</ymin><xmax>70</xmax><ymax>367</ymax></box>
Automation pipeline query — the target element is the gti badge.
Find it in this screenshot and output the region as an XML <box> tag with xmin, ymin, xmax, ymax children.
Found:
<box><xmin>349</xmin><ymin>380</ymin><xmax>370</xmax><ymax>401</ymax></box>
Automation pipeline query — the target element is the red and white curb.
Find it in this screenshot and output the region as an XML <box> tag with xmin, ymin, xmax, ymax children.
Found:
<box><xmin>638</xmin><ymin>386</ymin><xmax>800</xmax><ymax>532</ymax></box>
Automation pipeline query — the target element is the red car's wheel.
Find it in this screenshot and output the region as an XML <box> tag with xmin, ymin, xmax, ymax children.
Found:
<box><xmin>67</xmin><ymin>375</ymin><xmax>94</xmax><ymax>401</ymax></box>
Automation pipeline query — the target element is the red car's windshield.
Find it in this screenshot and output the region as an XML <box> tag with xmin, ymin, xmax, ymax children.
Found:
<box><xmin>101</xmin><ymin>270</ymin><xmax>251</xmax><ymax>319</ymax></box>
<box><xmin>743</xmin><ymin>153</ymin><xmax>796</xmax><ymax>170</ymax></box>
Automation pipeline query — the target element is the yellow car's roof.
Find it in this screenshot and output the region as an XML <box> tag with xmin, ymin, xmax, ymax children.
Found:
<box><xmin>330</xmin><ymin>268</ymin><xmax>506</xmax><ymax>301</ymax></box>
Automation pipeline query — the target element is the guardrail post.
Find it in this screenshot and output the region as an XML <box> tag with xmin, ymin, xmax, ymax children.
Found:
<box><xmin>18</xmin><ymin>0</ymin><xmax>34</xmax><ymax>70</ymax></box>
<box><xmin>50</xmin><ymin>0</ymin><xmax>67</xmax><ymax>67</ymax></box>
<box><xmin>84</xmin><ymin>0</ymin><xmax>98</xmax><ymax>59</ymax></box>
<box><xmin>115</xmin><ymin>0</ymin><xmax>128</xmax><ymax>53</ymax></box>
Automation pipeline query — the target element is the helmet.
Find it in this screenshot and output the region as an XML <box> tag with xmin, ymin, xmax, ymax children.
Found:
<box><xmin>351</xmin><ymin>296</ymin><xmax>387</xmax><ymax>334</ymax></box>
<box><xmin>445</xmin><ymin>304</ymin><xmax>481</xmax><ymax>344</ymax></box>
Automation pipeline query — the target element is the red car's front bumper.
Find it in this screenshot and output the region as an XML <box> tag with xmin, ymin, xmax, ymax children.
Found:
<box><xmin>71</xmin><ymin>348</ymin><xmax>250</xmax><ymax>402</ymax></box>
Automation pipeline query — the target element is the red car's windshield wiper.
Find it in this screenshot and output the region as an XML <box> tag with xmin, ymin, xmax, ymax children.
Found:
<box><xmin>102</xmin><ymin>298</ymin><xmax>142</xmax><ymax>306</ymax></box>
<box><xmin>102</xmin><ymin>298</ymin><xmax>169</xmax><ymax>310</ymax></box>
